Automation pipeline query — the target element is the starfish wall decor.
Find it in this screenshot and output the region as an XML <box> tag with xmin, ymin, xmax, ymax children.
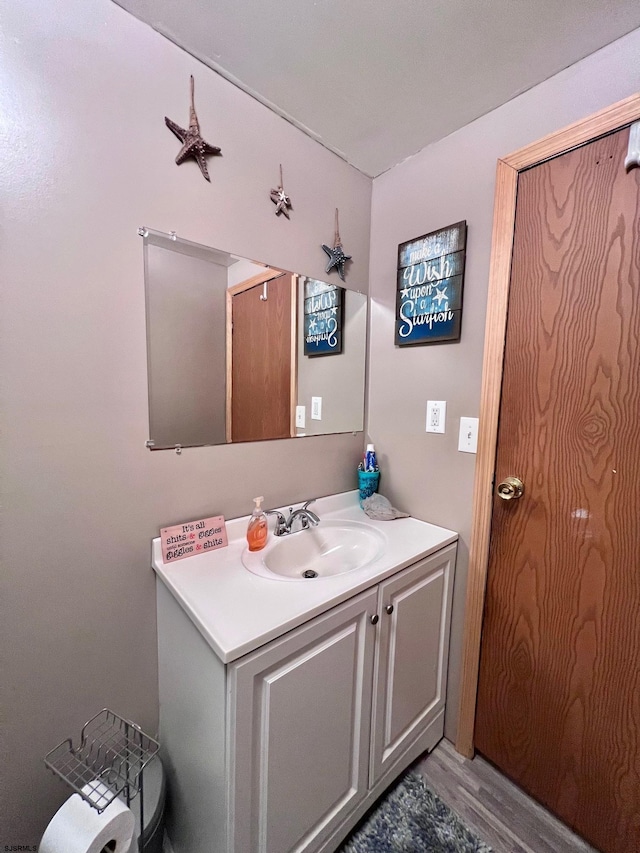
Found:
<box><xmin>165</xmin><ymin>75</ymin><xmax>221</xmax><ymax>182</ymax></box>
<box><xmin>270</xmin><ymin>164</ymin><xmax>292</xmax><ymax>217</ymax></box>
<box><xmin>322</xmin><ymin>208</ymin><xmax>352</xmax><ymax>282</ymax></box>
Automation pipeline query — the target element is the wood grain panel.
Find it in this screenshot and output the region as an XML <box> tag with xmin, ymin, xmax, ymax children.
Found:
<box><xmin>231</xmin><ymin>274</ymin><xmax>292</xmax><ymax>442</ymax></box>
<box><xmin>475</xmin><ymin>128</ymin><xmax>640</xmax><ymax>853</ymax></box>
<box><xmin>457</xmin><ymin>96</ymin><xmax>640</xmax><ymax>762</ymax></box>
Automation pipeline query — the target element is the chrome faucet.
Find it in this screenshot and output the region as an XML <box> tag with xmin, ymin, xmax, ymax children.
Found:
<box><xmin>266</xmin><ymin>500</ymin><xmax>320</xmax><ymax>536</ymax></box>
<box><xmin>285</xmin><ymin>500</ymin><xmax>320</xmax><ymax>533</ymax></box>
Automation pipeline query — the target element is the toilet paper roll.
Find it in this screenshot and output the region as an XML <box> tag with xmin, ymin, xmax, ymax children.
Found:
<box><xmin>40</xmin><ymin>781</ymin><xmax>135</xmax><ymax>853</ymax></box>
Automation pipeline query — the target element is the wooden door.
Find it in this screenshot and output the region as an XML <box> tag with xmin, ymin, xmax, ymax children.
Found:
<box><xmin>229</xmin><ymin>273</ymin><xmax>295</xmax><ymax>442</ymax></box>
<box><xmin>228</xmin><ymin>589</ymin><xmax>377</xmax><ymax>853</ymax></box>
<box><xmin>475</xmin><ymin>127</ymin><xmax>640</xmax><ymax>853</ymax></box>
<box><xmin>370</xmin><ymin>545</ymin><xmax>456</xmax><ymax>787</ymax></box>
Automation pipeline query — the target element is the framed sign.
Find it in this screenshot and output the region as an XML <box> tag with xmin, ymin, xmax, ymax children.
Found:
<box><xmin>395</xmin><ymin>221</ymin><xmax>467</xmax><ymax>346</ymax></box>
<box><xmin>160</xmin><ymin>515</ymin><xmax>228</xmax><ymax>563</ymax></box>
<box><xmin>303</xmin><ymin>279</ymin><xmax>344</xmax><ymax>356</ymax></box>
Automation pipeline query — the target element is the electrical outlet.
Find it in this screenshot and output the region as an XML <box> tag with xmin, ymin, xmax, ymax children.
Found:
<box><xmin>311</xmin><ymin>397</ymin><xmax>322</xmax><ymax>420</ymax></box>
<box><xmin>458</xmin><ymin>417</ymin><xmax>479</xmax><ymax>453</ymax></box>
<box><xmin>426</xmin><ymin>401</ymin><xmax>446</xmax><ymax>433</ymax></box>
<box><xmin>295</xmin><ymin>406</ymin><xmax>306</xmax><ymax>428</ymax></box>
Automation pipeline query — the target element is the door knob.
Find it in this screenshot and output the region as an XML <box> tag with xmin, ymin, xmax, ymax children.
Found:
<box><xmin>497</xmin><ymin>476</ymin><xmax>524</xmax><ymax>501</ymax></box>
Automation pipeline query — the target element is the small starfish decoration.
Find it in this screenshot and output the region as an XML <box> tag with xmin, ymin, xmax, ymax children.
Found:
<box><xmin>322</xmin><ymin>208</ymin><xmax>352</xmax><ymax>282</ymax></box>
<box><xmin>271</xmin><ymin>187</ymin><xmax>291</xmax><ymax>217</ymax></box>
<box><xmin>165</xmin><ymin>75</ymin><xmax>221</xmax><ymax>182</ymax></box>
<box><xmin>270</xmin><ymin>165</ymin><xmax>292</xmax><ymax>217</ymax></box>
<box><xmin>433</xmin><ymin>285</ymin><xmax>448</xmax><ymax>307</ymax></box>
<box><xmin>322</xmin><ymin>242</ymin><xmax>351</xmax><ymax>282</ymax></box>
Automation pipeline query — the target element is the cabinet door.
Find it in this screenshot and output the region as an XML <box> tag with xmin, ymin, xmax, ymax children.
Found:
<box><xmin>370</xmin><ymin>544</ymin><xmax>456</xmax><ymax>786</ymax></box>
<box><xmin>228</xmin><ymin>588</ymin><xmax>377</xmax><ymax>853</ymax></box>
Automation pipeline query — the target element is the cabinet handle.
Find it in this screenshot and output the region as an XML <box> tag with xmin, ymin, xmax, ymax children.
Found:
<box><xmin>385</xmin><ymin>604</ymin><xmax>394</xmax><ymax>615</ymax></box>
<box><xmin>370</xmin><ymin>614</ymin><xmax>379</xmax><ymax>625</ymax></box>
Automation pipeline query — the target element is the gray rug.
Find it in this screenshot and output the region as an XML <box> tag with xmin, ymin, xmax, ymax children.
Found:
<box><xmin>339</xmin><ymin>772</ymin><xmax>493</xmax><ymax>852</ymax></box>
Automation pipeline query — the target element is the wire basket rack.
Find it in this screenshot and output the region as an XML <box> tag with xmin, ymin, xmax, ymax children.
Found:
<box><xmin>44</xmin><ymin>708</ymin><xmax>160</xmax><ymax>813</ymax></box>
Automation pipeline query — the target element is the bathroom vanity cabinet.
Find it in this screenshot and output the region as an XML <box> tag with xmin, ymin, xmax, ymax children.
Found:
<box><xmin>156</xmin><ymin>541</ymin><xmax>456</xmax><ymax>853</ymax></box>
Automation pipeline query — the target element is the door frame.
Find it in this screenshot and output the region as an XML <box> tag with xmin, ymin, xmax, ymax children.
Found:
<box><xmin>456</xmin><ymin>92</ymin><xmax>640</xmax><ymax>758</ymax></box>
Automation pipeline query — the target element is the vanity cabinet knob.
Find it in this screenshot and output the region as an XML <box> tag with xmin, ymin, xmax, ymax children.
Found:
<box><xmin>370</xmin><ymin>614</ymin><xmax>379</xmax><ymax>625</ymax></box>
<box><xmin>385</xmin><ymin>604</ymin><xmax>394</xmax><ymax>615</ymax></box>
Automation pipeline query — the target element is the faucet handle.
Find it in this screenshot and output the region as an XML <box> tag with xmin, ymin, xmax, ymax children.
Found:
<box><xmin>265</xmin><ymin>509</ymin><xmax>287</xmax><ymax>535</ymax></box>
<box><xmin>300</xmin><ymin>500</ymin><xmax>320</xmax><ymax>527</ymax></box>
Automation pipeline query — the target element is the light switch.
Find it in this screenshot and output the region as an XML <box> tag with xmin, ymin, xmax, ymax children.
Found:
<box><xmin>458</xmin><ymin>417</ymin><xmax>479</xmax><ymax>453</ymax></box>
<box><xmin>295</xmin><ymin>406</ymin><xmax>306</xmax><ymax>428</ymax></box>
<box><xmin>311</xmin><ymin>397</ymin><xmax>322</xmax><ymax>420</ymax></box>
<box><xmin>426</xmin><ymin>401</ymin><xmax>446</xmax><ymax>433</ymax></box>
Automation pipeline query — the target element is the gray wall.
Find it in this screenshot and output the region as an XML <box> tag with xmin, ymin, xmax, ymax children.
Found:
<box><xmin>367</xmin><ymin>28</ymin><xmax>640</xmax><ymax>742</ymax></box>
<box><xmin>0</xmin><ymin>0</ymin><xmax>371</xmax><ymax>843</ymax></box>
<box><xmin>146</xmin><ymin>242</ymin><xmax>228</xmax><ymax>448</ymax></box>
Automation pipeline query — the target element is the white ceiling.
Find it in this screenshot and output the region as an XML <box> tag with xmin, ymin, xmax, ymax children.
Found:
<box><xmin>114</xmin><ymin>0</ymin><xmax>640</xmax><ymax>177</ymax></box>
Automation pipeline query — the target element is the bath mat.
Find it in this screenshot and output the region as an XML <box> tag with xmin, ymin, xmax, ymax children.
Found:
<box><xmin>339</xmin><ymin>771</ymin><xmax>493</xmax><ymax>852</ymax></box>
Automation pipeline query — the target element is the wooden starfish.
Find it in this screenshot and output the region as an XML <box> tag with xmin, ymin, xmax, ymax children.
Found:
<box><xmin>322</xmin><ymin>208</ymin><xmax>352</xmax><ymax>281</ymax></box>
<box><xmin>165</xmin><ymin>76</ymin><xmax>221</xmax><ymax>182</ymax></box>
<box><xmin>270</xmin><ymin>164</ymin><xmax>292</xmax><ymax>217</ymax></box>
<box><xmin>322</xmin><ymin>242</ymin><xmax>351</xmax><ymax>281</ymax></box>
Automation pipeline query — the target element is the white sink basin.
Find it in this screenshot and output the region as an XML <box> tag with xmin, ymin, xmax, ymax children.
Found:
<box><xmin>242</xmin><ymin>519</ymin><xmax>386</xmax><ymax>581</ymax></box>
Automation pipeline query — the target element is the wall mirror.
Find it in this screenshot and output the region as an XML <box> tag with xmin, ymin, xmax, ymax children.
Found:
<box><xmin>142</xmin><ymin>228</ymin><xmax>367</xmax><ymax>449</ymax></box>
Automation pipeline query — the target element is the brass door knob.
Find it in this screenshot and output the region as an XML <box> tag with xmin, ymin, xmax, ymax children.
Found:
<box><xmin>497</xmin><ymin>476</ymin><xmax>524</xmax><ymax>500</ymax></box>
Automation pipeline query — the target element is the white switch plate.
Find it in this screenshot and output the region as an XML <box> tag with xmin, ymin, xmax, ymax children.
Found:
<box><xmin>458</xmin><ymin>417</ymin><xmax>479</xmax><ymax>453</ymax></box>
<box><xmin>311</xmin><ymin>397</ymin><xmax>322</xmax><ymax>420</ymax></box>
<box><xmin>426</xmin><ymin>401</ymin><xmax>446</xmax><ymax>433</ymax></box>
<box><xmin>295</xmin><ymin>406</ymin><xmax>306</xmax><ymax>428</ymax></box>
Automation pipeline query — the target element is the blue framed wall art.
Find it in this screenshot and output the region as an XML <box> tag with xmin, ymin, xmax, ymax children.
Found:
<box><xmin>304</xmin><ymin>279</ymin><xmax>344</xmax><ymax>356</ymax></box>
<box><xmin>395</xmin><ymin>221</ymin><xmax>467</xmax><ymax>346</ymax></box>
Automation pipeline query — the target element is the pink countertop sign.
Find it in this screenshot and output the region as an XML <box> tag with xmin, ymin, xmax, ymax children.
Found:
<box><xmin>161</xmin><ymin>515</ymin><xmax>228</xmax><ymax>563</ymax></box>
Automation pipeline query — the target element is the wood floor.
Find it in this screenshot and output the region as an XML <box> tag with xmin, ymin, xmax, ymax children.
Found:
<box><xmin>414</xmin><ymin>739</ymin><xmax>598</xmax><ymax>853</ymax></box>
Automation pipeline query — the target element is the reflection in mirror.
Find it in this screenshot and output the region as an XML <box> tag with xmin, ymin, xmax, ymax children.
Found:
<box><xmin>142</xmin><ymin>228</ymin><xmax>367</xmax><ymax>449</ymax></box>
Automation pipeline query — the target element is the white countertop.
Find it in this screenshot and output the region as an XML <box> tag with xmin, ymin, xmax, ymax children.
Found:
<box><xmin>152</xmin><ymin>491</ymin><xmax>457</xmax><ymax>663</ymax></box>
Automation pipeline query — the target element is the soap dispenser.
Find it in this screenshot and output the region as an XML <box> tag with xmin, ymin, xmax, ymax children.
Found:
<box><xmin>247</xmin><ymin>496</ymin><xmax>268</xmax><ymax>552</ymax></box>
